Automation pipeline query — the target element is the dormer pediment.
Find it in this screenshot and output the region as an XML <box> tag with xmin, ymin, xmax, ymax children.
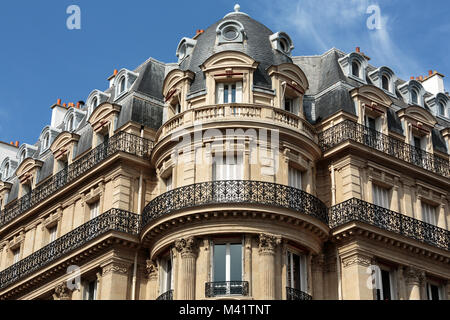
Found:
<box><xmin>16</xmin><ymin>158</ymin><xmax>43</xmax><ymax>184</ymax></box>
<box><xmin>88</xmin><ymin>102</ymin><xmax>121</xmax><ymax>133</ymax></box>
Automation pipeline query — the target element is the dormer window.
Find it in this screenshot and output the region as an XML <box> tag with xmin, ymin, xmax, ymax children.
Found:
<box><xmin>216</xmin><ymin>82</ymin><xmax>242</xmax><ymax>104</ymax></box>
<box><xmin>269</xmin><ymin>32</ymin><xmax>294</xmax><ymax>56</ymax></box>
<box><xmin>411</xmin><ymin>89</ymin><xmax>418</xmax><ymax>105</ymax></box>
<box><xmin>398</xmin><ymin>80</ymin><xmax>425</xmax><ymax>107</ymax></box>
<box><xmin>4</xmin><ymin>163</ymin><xmax>9</xmax><ymax>179</ymax></box>
<box><xmin>43</xmin><ymin>133</ymin><xmax>50</xmax><ymax>150</ymax></box>
<box><xmin>438</xmin><ymin>102</ymin><xmax>445</xmax><ymax>116</ymax></box>
<box><xmin>91</xmin><ymin>97</ymin><xmax>98</xmax><ymax>109</ymax></box>
<box><xmin>67</xmin><ymin>115</ymin><xmax>74</xmax><ymax>131</ymax></box>
<box><xmin>216</xmin><ymin>20</ymin><xmax>244</xmax><ymax>44</ymax></box>
<box><xmin>119</xmin><ymin>77</ymin><xmax>126</xmax><ymax>94</ymax></box>
<box><xmin>352</xmin><ymin>61</ymin><xmax>360</xmax><ymax>77</ymax></box>
<box><xmin>20</xmin><ymin>150</ymin><xmax>26</xmax><ymax>162</ymax></box>
<box><xmin>382</xmin><ymin>75</ymin><xmax>389</xmax><ymax>91</ymax></box>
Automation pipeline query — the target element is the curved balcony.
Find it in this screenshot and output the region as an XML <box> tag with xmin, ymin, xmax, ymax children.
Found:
<box><xmin>0</xmin><ymin>209</ymin><xmax>140</xmax><ymax>291</ymax></box>
<box><xmin>142</xmin><ymin>180</ymin><xmax>328</xmax><ymax>230</ymax></box>
<box><xmin>205</xmin><ymin>281</ymin><xmax>249</xmax><ymax>298</ymax></box>
<box><xmin>330</xmin><ymin>198</ymin><xmax>450</xmax><ymax>251</ymax></box>
<box><xmin>318</xmin><ymin>120</ymin><xmax>450</xmax><ymax>178</ymax></box>
<box><xmin>156</xmin><ymin>104</ymin><xmax>317</xmax><ymax>143</ymax></box>
<box><xmin>156</xmin><ymin>290</ymin><xmax>174</xmax><ymax>300</ymax></box>
<box><xmin>286</xmin><ymin>287</ymin><xmax>312</xmax><ymax>300</ymax></box>
<box><xmin>0</xmin><ymin>132</ymin><xmax>153</xmax><ymax>229</ymax></box>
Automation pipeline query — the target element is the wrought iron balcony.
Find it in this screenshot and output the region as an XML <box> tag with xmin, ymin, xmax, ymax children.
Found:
<box><xmin>156</xmin><ymin>290</ymin><xmax>174</xmax><ymax>300</ymax></box>
<box><xmin>318</xmin><ymin>120</ymin><xmax>450</xmax><ymax>178</ymax></box>
<box><xmin>286</xmin><ymin>287</ymin><xmax>312</xmax><ymax>300</ymax></box>
<box><xmin>330</xmin><ymin>198</ymin><xmax>450</xmax><ymax>251</ymax></box>
<box><xmin>0</xmin><ymin>131</ymin><xmax>153</xmax><ymax>229</ymax></box>
<box><xmin>205</xmin><ymin>281</ymin><xmax>249</xmax><ymax>297</ymax></box>
<box><xmin>142</xmin><ymin>180</ymin><xmax>328</xmax><ymax>227</ymax></box>
<box><xmin>0</xmin><ymin>209</ymin><xmax>140</xmax><ymax>290</ymax></box>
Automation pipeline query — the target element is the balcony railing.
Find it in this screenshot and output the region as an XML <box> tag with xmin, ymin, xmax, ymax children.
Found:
<box><xmin>205</xmin><ymin>281</ymin><xmax>249</xmax><ymax>297</ymax></box>
<box><xmin>330</xmin><ymin>198</ymin><xmax>450</xmax><ymax>251</ymax></box>
<box><xmin>318</xmin><ymin>120</ymin><xmax>450</xmax><ymax>178</ymax></box>
<box><xmin>142</xmin><ymin>180</ymin><xmax>328</xmax><ymax>227</ymax></box>
<box><xmin>0</xmin><ymin>209</ymin><xmax>140</xmax><ymax>290</ymax></box>
<box><xmin>0</xmin><ymin>131</ymin><xmax>153</xmax><ymax>229</ymax></box>
<box><xmin>286</xmin><ymin>287</ymin><xmax>312</xmax><ymax>300</ymax></box>
<box><xmin>156</xmin><ymin>290</ymin><xmax>174</xmax><ymax>300</ymax></box>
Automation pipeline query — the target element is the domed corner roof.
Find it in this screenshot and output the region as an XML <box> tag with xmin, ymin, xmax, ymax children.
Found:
<box><xmin>182</xmin><ymin>11</ymin><xmax>293</xmax><ymax>94</ymax></box>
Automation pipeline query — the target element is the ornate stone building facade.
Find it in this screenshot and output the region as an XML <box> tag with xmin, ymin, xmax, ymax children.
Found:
<box><xmin>0</xmin><ymin>6</ymin><xmax>449</xmax><ymax>300</ymax></box>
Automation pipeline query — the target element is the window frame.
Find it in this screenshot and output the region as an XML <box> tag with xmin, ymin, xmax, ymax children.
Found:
<box><xmin>286</xmin><ymin>249</ymin><xmax>308</xmax><ymax>293</ymax></box>
<box><xmin>210</xmin><ymin>239</ymin><xmax>244</xmax><ymax>284</ymax></box>
<box><xmin>215</xmin><ymin>81</ymin><xmax>243</xmax><ymax>104</ymax></box>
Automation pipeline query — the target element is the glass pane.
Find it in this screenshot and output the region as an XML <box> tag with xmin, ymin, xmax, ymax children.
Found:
<box><xmin>292</xmin><ymin>253</ymin><xmax>301</xmax><ymax>290</ymax></box>
<box><xmin>381</xmin><ymin>270</ymin><xmax>391</xmax><ymax>300</ymax></box>
<box><xmin>166</xmin><ymin>259</ymin><xmax>172</xmax><ymax>290</ymax></box>
<box><xmin>231</xmin><ymin>84</ymin><xmax>236</xmax><ymax>103</ymax></box>
<box><xmin>213</xmin><ymin>244</ymin><xmax>226</xmax><ymax>281</ymax></box>
<box><xmin>224</xmin><ymin>85</ymin><xmax>229</xmax><ymax>103</ymax></box>
<box><xmin>229</xmin><ymin>244</ymin><xmax>242</xmax><ymax>281</ymax></box>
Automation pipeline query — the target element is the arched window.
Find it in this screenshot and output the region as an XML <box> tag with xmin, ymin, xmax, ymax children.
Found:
<box><xmin>382</xmin><ymin>75</ymin><xmax>389</xmax><ymax>91</ymax></box>
<box><xmin>352</xmin><ymin>61</ymin><xmax>360</xmax><ymax>77</ymax></box>
<box><xmin>411</xmin><ymin>89</ymin><xmax>418</xmax><ymax>105</ymax></box>
<box><xmin>4</xmin><ymin>163</ymin><xmax>9</xmax><ymax>178</ymax></box>
<box><xmin>67</xmin><ymin>115</ymin><xmax>74</xmax><ymax>131</ymax></box>
<box><xmin>91</xmin><ymin>97</ymin><xmax>98</xmax><ymax>108</ymax></box>
<box><xmin>438</xmin><ymin>102</ymin><xmax>445</xmax><ymax>116</ymax></box>
<box><xmin>119</xmin><ymin>77</ymin><xmax>126</xmax><ymax>94</ymax></box>
<box><xmin>43</xmin><ymin>133</ymin><xmax>50</xmax><ymax>149</ymax></box>
<box><xmin>20</xmin><ymin>150</ymin><xmax>26</xmax><ymax>162</ymax></box>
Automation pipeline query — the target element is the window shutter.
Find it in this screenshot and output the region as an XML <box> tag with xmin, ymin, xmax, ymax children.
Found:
<box><xmin>235</xmin><ymin>81</ymin><xmax>243</xmax><ymax>103</ymax></box>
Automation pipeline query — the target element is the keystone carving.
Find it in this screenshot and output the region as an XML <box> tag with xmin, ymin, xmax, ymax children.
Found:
<box><xmin>258</xmin><ymin>233</ymin><xmax>282</xmax><ymax>255</ymax></box>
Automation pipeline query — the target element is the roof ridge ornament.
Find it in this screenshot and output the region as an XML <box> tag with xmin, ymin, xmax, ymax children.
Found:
<box><xmin>224</xmin><ymin>3</ymin><xmax>249</xmax><ymax>18</ymax></box>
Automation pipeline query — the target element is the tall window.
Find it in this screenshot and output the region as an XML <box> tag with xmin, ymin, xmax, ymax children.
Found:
<box><xmin>382</xmin><ymin>75</ymin><xmax>390</xmax><ymax>91</ymax></box>
<box><xmin>376</xmin><ymin>269</ymin><xmax>395</xmax><ymax>300</ymax></box>
<box><xmin>20</xmin><ymin>150</ymin><xmax>26</xmax><ymax>162</ymax></box>
<box><xmin>216</xmin><ymin>82</ymin><xmax>242</xmax><ymax>104</ymax></box>
<box><xmin>288</xmin><ymin>167</ymin><xmax>302</xmax><ymax>190</ymax></box>
<box><xmin>411</xmin><ymin>89</ymin><xmax>418</xmax><ymax>105</ymax></box>
<box><xmin>67</xmin><ymin>116</ymin><xmax>74</xmax><ymax>131</ymax></box>
<box><xmin>119</xmin><ymin>77</ymin><xmax>126</xmax><ymax>94</ymax></box>
<box><xmin>413</xmin><ymin>136</ymin><xmax>424</xmax><ymax>150</ymax></box>
<box><xmin>212</xmin><ymin>154</ymin><xmax>243</xmax><ymax>181</ymax></box>
<box><xmin>3</xmin><ymin>163</ymin><xmax>9</xmax><ymax>179</ymax></box>
<box><xmin>160</xmin><ymin>255</ymin><xmax>173</xmax><ymax>294</ymax></box>
<box><xmin>165</xmin><ymin>175</ymin><xmax>173</xmax><ymax>191</ymax></box>
<box><xmin>352</xmin><ymin>61</ymin><xmax>360</xmax><ymax>77</ymax></box>
<box><xmin>284</xmin><ymin>98</ymin><xmax>293</xmax><ymax>113</ymax></box>
<box><xmin>438</xmin><ymin>102</ymin><xmax>445</xmax><ymax>117</ymax></box>
<box><xmin>372</xmin><ymin>184</ymin><xmax>390</xmax><ymax>209</ymax></box>
<box><xmin>426</xmin><ymin>283</ymin><xmax>442</xmax><ymax>300</ymax></box>
<box><xmin>91</xmin><ymin>97</ymin><xmax>98</xmax><ymax>108</ymax></box>
<box><xmin>43</xmin><ymin>133</ymin><xmax>50</xmax><ymax>149</ymax></box>
<box><xmin>212</xmin><ymin>241</ymin><xmax>243</xmax><ymax>295</ymax></box>
<box><xmin>83</xmin><ymin>279</ymin><xmax>97</xmax><ymax>300</ymax></box>
<box><xmin>49</xmin><ymin>225</ymin><xmax>57</xmax><ymax>243</ymax></box>
<box><xmin>286</xmin><ymin>251</ymin><xmax>308</xmax><ymax>292</ymax></box>
<box><xmin>12</xmin><ymin>248</ymin><xmax>21</xmax><ymax>264</ymax></box>
<box><xmin>365</xmin><ymin>115</ymin><xmax>382</xmax><ymax>132</ymax></box>
<box><xmin>90</xmin><ymin>201</ymin><xmax>100</xmax><ymax>220</ymax></box>
<box><xmin>422</xmin><ymin>202</ymin><xmax>437</xmax><ymax>226</ymax></box>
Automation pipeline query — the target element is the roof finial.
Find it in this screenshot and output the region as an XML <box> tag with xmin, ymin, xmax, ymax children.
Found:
<box><xmin>234</xmin><ymin>4</ymin><xmax>241</xmax><ymax>12</ymax></box>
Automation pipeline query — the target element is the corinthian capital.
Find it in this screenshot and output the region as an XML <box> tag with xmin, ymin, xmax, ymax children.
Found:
<box><xmin>175</xmin><ymin>236</ymin><xmax>198</xmax><ymax>258</ymax></box>
<box><xmin>405</xmin><ymin>266</ymin><xmax>425</xmax><ymax>285</ymax></box>
<box><xmin>52</xmin><ymin>282</ymin><xmax>71</xmax><ymax>300</ymax></box>
<box><xmin>146</xmin><ymin>260</ymin><xmax>158</xmax><ymax>280</ymax></box>
<box><xmin>258</xmin><ymin>233</ymin><xmax>282</xmax><ymax>255</ymax></box>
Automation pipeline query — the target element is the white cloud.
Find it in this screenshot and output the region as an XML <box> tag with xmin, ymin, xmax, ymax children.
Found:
<box><xmin>259</xmin><ymin>0</ymin><xmax>421</xmax><ymax>80</ymax></box>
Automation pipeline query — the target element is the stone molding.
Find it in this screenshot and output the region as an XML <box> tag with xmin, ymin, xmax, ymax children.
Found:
<box><xmin>258</xmin><ymin>233</ymin><xmax>282</xmax><ymax>256</ymax></box>
<box><xmin>341</xmin><ymin>253</ymin><xmax>372</xmax><ymax>268</ymax></box>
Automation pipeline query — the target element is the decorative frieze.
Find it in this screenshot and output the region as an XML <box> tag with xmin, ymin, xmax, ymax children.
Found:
<box><xmin>258</xmin><ymin>233</ymin><xmax>281</xmax><ymax>256</ymax></box>
<box><xmin>341</xmin><ymin>254</ymin><xmax>371</xmax><ymax>268</ymax></box>
<box><xmin>102</xmin><ymin>261</ymin><xmax>130</xmax><ymax>276</ymax></box>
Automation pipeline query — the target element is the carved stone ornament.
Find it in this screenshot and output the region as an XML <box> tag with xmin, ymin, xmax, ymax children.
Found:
<box><xmin>53</xmin><ymin>282</ymin><xmax>71</xmax><ymax>300</ymax></box>
<box><xmin>405</xmin><ymin>267</ymin><xmax>425</xmax><ymax>285</ymax></box>
<box><xmin>146</xmin><ymin>260</ymin><xmax>158</xmax><ymax>280</ymax></box>
<box><xmin>258</xmin><ymin>233</ymin><xmax>282</xmax><ymax>255</ymax></box>
<box><xmin>342</xmin><ymin>254</ymin><xmax>371</xmax><ymax>268</ymax></box>
<box><xmin>175</xmin><ymin>237</ymin><xmax>198</xmax><ymax>258</ymax></box>
<box><xmin>102</xmin><ymin>262</ymin><xmax>130</xmax><ymax>276</ymax></box>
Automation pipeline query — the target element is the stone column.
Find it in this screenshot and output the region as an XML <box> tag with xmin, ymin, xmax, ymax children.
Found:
<box><xmin>258</xmin><ymin>233</ymin><xmax>281</xmax><ymax>300</ymax></box>
<box><xmin>405</xmin><ymin>267</ymin><xmax>424</xmax><ymax>300</ymax></box>
<box><xmin>340</xmin><ymin>252</ymin><xmax>373</xmax><ymax>300</ymax></box>
<box><xmin>175</xmin><ymin>237</ymin><xmax>198</xmax><ymax>300</ymax></box>
<box><xmin>146</xmin><ymin>259</ymin><xmax>159</xmax><ymax>300</ymax></box>
<box><xmin>311</xmin><ymin>254</ymin><xmax>325</xmax><ymax>300</ymax></box>
<box><xmin>244</xmin><ymin>235</ymin><xmax>252</xmax><ymax>296</ymax></box>
<box><xmin>100</xmin><ymin>259</ymin><xmax>131</xmax><ymax>300</ymax></box>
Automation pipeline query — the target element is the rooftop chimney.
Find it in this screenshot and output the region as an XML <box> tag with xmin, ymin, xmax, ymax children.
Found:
<box><xmin>355</xmin><ymin>47</ymin><xmax>360</xmax><ymax>53</ymax></box>
<box><xmin>422</xmin><ymin>70</ymin><xmax>445</xmax><ymax>95</ymax></box>
<box><xmin>15</xmin><ymin>141</ymin><xmax>19</xmax><ymax>147</ymax></box>
<box><xmin>57</xmin><ymin>99</ymin><xmax>62</xmax><ymax>105</ymax></box>
<box><xmin>193</xmin><ymin>29</ymin><xmax>204</xmax><ymax>39</ymax></box>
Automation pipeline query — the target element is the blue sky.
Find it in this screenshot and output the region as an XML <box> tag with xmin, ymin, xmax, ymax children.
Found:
<box><xmin>0</xmin><ymin>0</ymin><xmax>449</xmax><ymax>145</ymax></box>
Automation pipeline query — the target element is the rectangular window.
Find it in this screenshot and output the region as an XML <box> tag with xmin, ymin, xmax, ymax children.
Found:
<box><xmin>49</xmin><ymin>226</ymin><xmax>57</xmax><ymax>243</ymax></box>
<box><xmin>83</xmin><ymin>280</ymin><xmax>97</xmax><ymax>300</ymax></box>
<box><xmin>286</xmin><ymin>251</ymin><xmax>307</xmax><ymax>292</ymax></box>
<box><xmin>284</xmin><ymin>98</ymin><xmax>293</xmax><ymax>113</ymax></box>
<box><xmin>216</xmin><ymin>82</ymin><xmax>242</xmax><ymax>104</ymax></box>
<box><xmin>165</xmin><ymin>175</ymin><xmax>173</xmax><ymax>191</ymax></box>
<box><xmin>376</xmin><ymin>269</ymin><xmax>395</xmax><ymax>300</ymax></box>
<box><xmin>212</xmin><ymin>154</ymin><xmax>243</xmax><ymax>181</ymax></box>
<box><xmin>288</xmin><ymin>167</ymin><xmax>302</xmax><ymax>190</ymax></box>
<box><xmin>413</xmin><ymin>136</ymin><xmax>422</xmax><ymax>150</ymax></box>
<box><xmin>160</xmin><ymin>255</ymin><xmax>173</xmax><ymax>294</ymax></box>
<box><xmin>365</xmin><ymin>116</ymin><xmax>382</xmax><ymax>132</ymax></box>
<box><xmin>212</xmin><ymin>241</ymin><xmax>243</xmax><ymax>295</ymax></box>
<box><xmin>427</xmin><ymin>283</ymin><xmax>442</xmax><ymax>300</ymax></box>
<box><xmin>13</xmin><ymin>249</ymin><xmax>20</xmax><ymax>264</ymax></box>
<box><xmin>372</xmin><ymin>184</ymin><xmax>390</xmax><ymax>209</ymax></box>
<box><xmin>90</xmin><ymin>201</ymin><xmax>100</xmax><ymax>220</ymax></box>
<box><xmin>422</xmin><ymin>202</ymin><xmax>437</xmax><ymax>226</ymax></box>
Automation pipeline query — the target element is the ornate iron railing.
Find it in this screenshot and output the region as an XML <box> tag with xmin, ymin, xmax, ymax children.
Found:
<box><xmin>0</xmin><ymin>209</ymin><xmax>140</xmax><ymax>290</ymax></box>
<box><xmin>142</xmin><ymin>180</ymin><xmax>328</xmax><ymax>227</ymax></box>
<box><xmin>330</xmin><ymin>198</ymin><xmax>450</xmax><ymax>251</ymax></box>
<box><xmin>205</xmin><ymin>281</ymin><xmax>249</xmax><ymax>297</ymax></box>
<box><xmin>0</xmin><ymin>131</ymin><xmax>153</xmax><ymax>228</ymax></box>
<box><xmin>286</xmin><ymin>287</ymin><xmax>312</xmax><ymax>300</ymax></box>
<box><xmin>318</xmin><ymin>120</ymin><xmax>450</xmax><ymax>178</ymax></box>
<box><xmin>156</xmin><ymin>290</ymin><xmax>174</xmax><ymax>300</ymax></box>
